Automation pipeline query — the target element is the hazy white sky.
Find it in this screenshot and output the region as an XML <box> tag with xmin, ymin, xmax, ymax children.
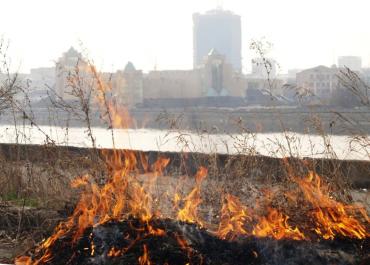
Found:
<box><xmin>1</xmin><ymin>0</ymin><xmax>370</xmax><ymax>73</ymax></box>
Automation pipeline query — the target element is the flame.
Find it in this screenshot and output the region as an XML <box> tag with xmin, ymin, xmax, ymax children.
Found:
<box><xmin>252</xmin><ymin>208</ymin><xmax>305</xmax><ymax>240</ymax></box>
<box><xmin>217</xmin><ymin>194</ymin><xmax>305</xmax><ymax>241</ymax></box>
<box><xmin>177</xmin><ymin>167</ymin><xmax>208</xmax><ymax>225</ymax></box>
<box><xmin>217</xmin><ymin>194</ymin><xmax>250</xmax><ymax>240</ymax></box>
<box><xmin>138</xmin><ymin>244</ymin><xmax>152</xmax><ymax>265</ymax></box>
<box><xmin>15</xmin><ymin>256</ymin><xmax>32</xmax><ymax>265</ymax></box>
<box><xmin>16</xmin><ymin>148</ymin><xmax>170</xmax><ymax>264</ymax></box>
<box><xmin>296</xmin><ymin>172</ymin><xmax>369</xmax><ymax>240</ymax></box>
<box><xmin>107</xmin><ymin>247</ymin><xmax>122</xmax><ymax>257</ymax></box>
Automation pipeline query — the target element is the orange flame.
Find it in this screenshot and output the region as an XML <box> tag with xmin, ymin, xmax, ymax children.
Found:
<box><xmin>16</xmin><ymin>148</ymin><xmax>170</xmax><ymax>264</ymax></box>
<box><xmin>252</xmin><ymin>208</ymin><xmax>305</xmax><ymax>240</ymax></box>
<box><xmin>217</xmin><ymin>194</ymin><xmax>305</xmax><ymax>241</ymax></box>
<box><xmin>296</xmin><ymin>172</ymin><xmax>369</xmax><ymax>240</ymax></box>
<box><xmin>138</xmin><ymin>244</ymin><xmax>152</xmax><ymax>265</ymax></box>
<box><xmin>107</xmin><ymin>247</ymin><xmax>122</xmax><ymax>257</ymax></box>
<box><xmin>15</xmin><ymin>256</ymin><xmax>32</xmax><ymax>265</ymax></box>
<box><xmin>177</xmin><ymin>167</ymin><xmax>208</xmax><ymax>225</ymax></box>
<box><xmin>217</xmin><ymin>194</ymin><xmax>250</xmax><ymax>240</ymax></box>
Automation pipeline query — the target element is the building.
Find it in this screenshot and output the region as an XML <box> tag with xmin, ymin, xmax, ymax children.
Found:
<box><xmin>251</xmin><ymin>58</ymin><xmax>277</xmax><ymax>79</ymax></box>
<box><xmin>360</xmin><ymin>68</ymin><xmax>370</xmax><ymax>86</ymax></box>
<box><xmin>28</xmin><ymin>67</ymin><xmax>55</xmax><ymax>102</ymax></box>
<box><xmin>53</xmin><ymin>43</ymin><xmax>247</xmax><ymax>109</ymax></box>
<box><xmin>202</xmin><ymin>49</ymin><xmax>245</xmax><ymax>97</ymax></box>
<box><xmin>193</xmin><ymin>9</ymin><xmax>242</xmax><ymax>72</ymax></box>
<box><xmin>143</xmin><ymin>48</ymin><xmax>246</xmax><ymax>101</ymax></box>
<box><xmin>114</xmin><ymin>62</ymin><xmax>143</xmax><ymax>107</ymax></box>
<box><xmin>55</xmin><ymin>47</ymin><xmax>89</xmax><ymax>101</ymax></box>
<box><xmin>51</xmin><ymin>8</ymin><xmax>246</xmax><ymax>108</ymax></box>
<box><xmin>245</xmin><ymin>76</ymin><xmax>286</xmax><ymax>103</ymax></box>
<box><xmin>338</xmin><ymin>56</ymin><xmax>362</xmax><ymax>72</ymax></box>
<box><xmin>143</xmin><ymin>69</ymin><xmax>202</xmax><ymax>99</ymax></box>
<box><xmin>296</xmin><ymin>65</ymin><xmax>340</xmax><ymax>101</ymax></box>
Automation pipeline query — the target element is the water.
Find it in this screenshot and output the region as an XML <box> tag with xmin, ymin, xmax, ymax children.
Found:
<box><xmin>0</xmin><ymin>125</ymin><xmax>368</xmax><ymax>161</ymax></box>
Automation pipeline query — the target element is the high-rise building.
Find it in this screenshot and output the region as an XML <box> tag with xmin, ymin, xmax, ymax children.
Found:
<box><xmin>338</xmin><ymin>56</ymin><xmax>362</xmax><ymax>72</ymax></box>
<box><xmin>193</xmin><ymin>9</ymin><xmax>242</xmax><ymax>72</ymax></box>
<box><xmin>55</xmin><ymin>47</ymin><xmax>89</xmax><ymax>101</ymax></box>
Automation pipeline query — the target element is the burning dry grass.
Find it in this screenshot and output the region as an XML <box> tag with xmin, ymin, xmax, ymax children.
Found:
<box><xmin>11</xmin><ymin>146</ymin><xmax>369</xmax><ymax>265</ymax></box>
<box><xmin>0</xmin><ymin>143</ymin><xmax>368</xmax><ymax>264</ymax></box>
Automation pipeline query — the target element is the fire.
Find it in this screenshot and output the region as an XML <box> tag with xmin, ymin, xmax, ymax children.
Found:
<box><xmin>138</xmin><ymin>244</ymin><xmax>152</xmax><ymax>265</ymax></box>
<box><xmin>252</xmin><ymin>208</ymin><xmax>305</xmax><ymax>240</ymax></box>
<box><xmin>217</xmin><ymin>194</ymin><xmax>250</xmax><ymax>240</ymax></box>
<box><xmin>15</xmin><ymin>149</ymin><xmax>170</xmax><ymax>264</ymax></box>
<box><xmin>177</xmin><ymin>167</ymin><xmax>208</xmax><ymax>225</ymax></box>
<box><xmin>15</xmin><ymin>256</ymin><xmax>32</xmax><ymax>265</ymax></box>
<box><xmin>296</xmin><ymin>171</ymin><xmax>369</xmax><ymax>240</ymax></box>
<box><xmin>217</xmin><ymin>194</ymin><xmax>305</xmax><ymax>241</ymax></box>
<box><xmin>216</xmin><ymin>172</ymin><xmax>368</xmax><ymax>242</ymax></box>
<box><xmin>107</xmin><ymin>247</ymin><xmax>121</xmax><ymax>257</ymax></box>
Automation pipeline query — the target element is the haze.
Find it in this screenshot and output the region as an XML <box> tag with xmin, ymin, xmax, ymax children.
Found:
<box><xmin>1</xmin><ymin>0</ymin><xmax>370</xmax><ymax>73</ymax></box>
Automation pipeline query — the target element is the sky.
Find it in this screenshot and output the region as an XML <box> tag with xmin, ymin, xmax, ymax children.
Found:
<box><xmin>1</xmin><ymin>0</ymin><xmax>370</xmax><ymax>74</ymax></box>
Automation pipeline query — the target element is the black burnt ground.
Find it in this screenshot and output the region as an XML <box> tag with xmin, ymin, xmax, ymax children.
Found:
<box><xmin>25</xmin><ymin>217</ymin><xmax>369</xmax><ymax>265</ymax></box>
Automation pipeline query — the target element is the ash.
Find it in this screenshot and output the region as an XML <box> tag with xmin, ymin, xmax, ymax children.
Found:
<box><xmin>26</xmin><ymin>217</ymin><xmax>369</xmax><ymax>265</ymax></box>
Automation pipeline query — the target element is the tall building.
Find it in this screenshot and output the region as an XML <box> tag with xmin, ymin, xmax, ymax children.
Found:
<box><xmin>193</xmin><ymin>9</ymin><xmax>242</xmax><ymax>72</ymax></box>
<box><xmin>55</xmin><ymin>47</ymin><xmax>89</xmax><ymax>101</ymax></box>
<box><xmin>338</xmin><ymin>56</ymin><xmax>362</xmax><ymax>72</ymax></box>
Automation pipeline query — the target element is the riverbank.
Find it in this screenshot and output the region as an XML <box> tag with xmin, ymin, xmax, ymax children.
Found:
<box><xmin>0</xmin><ymin>142</ymin><xmax>368</xmax><ymax>197</ymax></box>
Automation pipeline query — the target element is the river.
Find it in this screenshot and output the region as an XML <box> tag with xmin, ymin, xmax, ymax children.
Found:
<box><xmin>0</xmin><ymin>125</ymin><xmax>368</xmax><ymax>161</ymax></box>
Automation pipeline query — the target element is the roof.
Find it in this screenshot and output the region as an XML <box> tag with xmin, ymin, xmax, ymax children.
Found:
<box><xmin>124</xmin><ymin>61</ymin><xmax>136</xmax><ymax>72</ymax></box>
<box><xmin>65</xmin><ymin>47</ymin><xmax>80</xmax><ymax>57</ymax></box>
<box><xmin>298</xmin><ymin>65</ymin><xmax>333</xmax><ymax>74</ymax></box>
<box><xmin>204</xmin><ymin>9</ymin><xmax>238</xmax><ymax>16</ymax></box>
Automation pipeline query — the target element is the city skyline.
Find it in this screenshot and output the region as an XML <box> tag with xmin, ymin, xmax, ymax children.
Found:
<box><xmin>1</xmin><ymin>0</ymin><xmax>370</xmax><ymax>73</ymax></box>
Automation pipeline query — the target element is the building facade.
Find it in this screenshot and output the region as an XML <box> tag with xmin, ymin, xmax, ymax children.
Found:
<box><xmin>114</xmin><ymin>62</ymin><xmax>143</xmax><ymax>107</ymax></box>
<box><xmin>143</xmin><ymin>49</ymin><xmax>246</xmax><ymax>101</ymax></box>
<box><xmin>53</xmin><ymin>39</ymin><xmax>248</xmax><ymax>108</ymax></box>
<box><xmin>55</xmin><ymin>47</ymin><xmax>89</xmax><ymax>101</ymax></box>
<box><xmin>28</xmin><ymin>67</ymin><xmax>55</xmax><ymax>102</ymax></box>
<box><xmin>296</xmin><ymin>65</ymin><xmax>340</xmax><ymax>100</ymax></box>
<box><xmin>193</xmin><ymin>9</ymin><xmax>242</xmax><ymax>72</ymax></box>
